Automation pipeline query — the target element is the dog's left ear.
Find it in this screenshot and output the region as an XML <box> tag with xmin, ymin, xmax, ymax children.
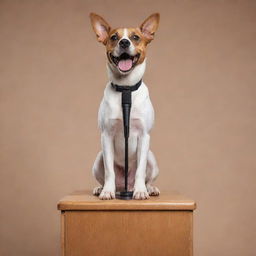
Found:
<box><xmin>140</xmin><ymin>13</ymin><xmax>160</xmax><ymax>43</ymax></box>
<box><xmin>90</xmin><ymin>13</ymin><xmax>111</xmax><ymax>45</ymax></box>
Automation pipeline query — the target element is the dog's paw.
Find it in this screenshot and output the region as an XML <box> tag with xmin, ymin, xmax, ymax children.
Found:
<box><xmin>133</xmin><ymin>188</ymin><xmax>149</xmax><ymax>200</ymax></box>
<box><xmin>147</xmin><ymin>185</ymin><xmax>160</xmax><ymax>196</ymax></box>
<box><xmin>93</xmin><ymin>186</ymin><xmax>103</xmax><ymax>196</ymax></box>
<box><xmin>99</xmin><ymin>190</ymin><xmax>115</xmax><ymax>200</ymax></box>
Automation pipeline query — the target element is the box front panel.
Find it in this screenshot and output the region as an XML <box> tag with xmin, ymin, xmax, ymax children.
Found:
<box><xmin>63</xmin><ymin>210</ymin><xmax>193</xmax><ymax>256</ymax></box>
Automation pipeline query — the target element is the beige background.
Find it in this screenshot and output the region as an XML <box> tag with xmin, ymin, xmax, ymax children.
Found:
<box><xmin>0</xmin><ymin>0</ymin><xmax>256</xmax><ymax>255</ymax></box>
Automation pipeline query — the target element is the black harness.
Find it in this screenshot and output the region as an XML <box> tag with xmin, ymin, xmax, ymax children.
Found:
<box><xmin>111</xmin><ymin>79</ymin><xmax>142</xmax><ymax>199</ymax></box>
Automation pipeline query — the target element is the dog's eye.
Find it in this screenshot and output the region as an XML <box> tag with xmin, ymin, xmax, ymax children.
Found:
<box><xmin>110</xmin><ymin>34</ymin><xmax>118</xmax><ymax>41</ymax></box>
<box><xmin>132</xmin><ymin>34</ymin><xmax>140</xmax><ymax>41</ymax></box>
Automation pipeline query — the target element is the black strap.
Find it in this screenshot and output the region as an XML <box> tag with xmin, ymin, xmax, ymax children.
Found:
<box><xmin>111</xmin><ymin>79</ymin><xmax>142</xmax><ymax>92</ymax></box>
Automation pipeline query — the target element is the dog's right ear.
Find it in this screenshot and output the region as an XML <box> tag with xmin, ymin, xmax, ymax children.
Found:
<box><xmin>89</xmin><ymin>13</ymin><xmax>111</xmax><ymax>45</ymax></box>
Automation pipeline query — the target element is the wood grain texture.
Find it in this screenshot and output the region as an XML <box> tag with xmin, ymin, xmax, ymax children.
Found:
<box><xmin>57</xmin><ymin>190</ymin><xmax>196</xmax><ymax>211</ymax></box>
<box><xmin>64</xmin><ymin>210</ymin><xmax>193</xmax><ymax>256</ymax></box>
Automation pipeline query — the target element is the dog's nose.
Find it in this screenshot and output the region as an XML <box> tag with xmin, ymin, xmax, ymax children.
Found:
<box><xmin>119</xmin><ymin>39</ymin><xmax>130</xmax><ymax>49</ymax></box>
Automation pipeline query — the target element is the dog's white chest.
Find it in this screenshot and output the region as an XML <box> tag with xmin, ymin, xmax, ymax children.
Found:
<box><xmin>98</xmin><ymin>82</ymin><xmax>154</xmax><ymax>134</ymax></box>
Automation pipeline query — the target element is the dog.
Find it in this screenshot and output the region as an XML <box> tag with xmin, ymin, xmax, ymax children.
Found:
<box><xmin>90</xmin><ymin>13</ymin><xmax>160</xmax><ymax>200</ymax></box>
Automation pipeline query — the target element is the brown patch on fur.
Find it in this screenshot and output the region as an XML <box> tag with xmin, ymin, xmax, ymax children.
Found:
<box><xmin>106</xmin><ymin>29</ymin><xmax>123</xmax><ymax>53</ymax></box>
<box><xmin>127</xmin><ymin>28</ymin><xmax>148</xmax><ymax>65</ymax></box>
<box><xmin>105</xmin><ymin>28</ymin><xmax>124</xmax><ymax>65</ymax></box>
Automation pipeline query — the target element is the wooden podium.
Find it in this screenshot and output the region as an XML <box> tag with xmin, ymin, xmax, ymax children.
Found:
<box><xmin>58</xmin><ymin>190</ymin><xmax>196</xmax><ymax>256</ymax></box>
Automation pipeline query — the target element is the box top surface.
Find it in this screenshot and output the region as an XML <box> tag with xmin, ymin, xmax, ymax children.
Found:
<box><xmin>57</xmin><ymin>190</ymin><xmax>196</xmax><ymax>211</ymax></box>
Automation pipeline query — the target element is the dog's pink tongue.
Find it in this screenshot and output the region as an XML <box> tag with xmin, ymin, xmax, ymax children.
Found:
<box><xmin>118</xmin><ymin>59</ymin><xmax>132</xmax><ymax>71</ymax></box>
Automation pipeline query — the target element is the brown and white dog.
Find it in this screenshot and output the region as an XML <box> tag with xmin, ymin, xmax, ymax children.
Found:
<box><xmin>90</xmin><ymin>13</ymin><xmax>160</xmax><ymax>200</ymax></box>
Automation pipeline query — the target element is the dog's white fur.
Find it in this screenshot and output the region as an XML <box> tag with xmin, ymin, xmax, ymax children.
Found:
<box><xmin>91</xmin><ymin>17</ymin><xmax>160</xmax><ymax>200</ymax></box>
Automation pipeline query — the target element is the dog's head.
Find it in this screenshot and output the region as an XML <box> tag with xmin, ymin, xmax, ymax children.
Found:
<box><xmin>89</xmin><ymin>13</ymin><xmax>160</xmax><ymax>75</ymax></box>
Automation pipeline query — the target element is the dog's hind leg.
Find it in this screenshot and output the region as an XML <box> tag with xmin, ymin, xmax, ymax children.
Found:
<box><xmin>92</xmin><ymin>151</ymin><xmax>104</xmax><ymax>196</ymax></box>
<box><xmin>145</xmin><ymin>150</ymin><xmax>160</xmax><ymax>196</ymax></box>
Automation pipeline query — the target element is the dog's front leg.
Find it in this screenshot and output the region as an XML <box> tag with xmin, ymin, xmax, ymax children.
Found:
<box><xmin>99</xmin><ymin>132</ymin><xmax>116</xmax><ymax>199</ymax></box>
<box><xmin>133</xmin><ymin>133</ymin><xmax>150</xmax><ymax>199</ymax></box>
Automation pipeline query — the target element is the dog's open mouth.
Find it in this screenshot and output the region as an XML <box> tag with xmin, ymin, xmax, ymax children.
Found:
<box><xmin>110</xmin><ymin>52</ymin><xmax>140</xmax><ymax>72</ymax></box>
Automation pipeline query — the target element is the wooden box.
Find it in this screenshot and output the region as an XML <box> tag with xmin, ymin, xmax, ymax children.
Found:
<box><xmin>57</xmin><ymin>191</ymin><xmax>196</xmax><ymax>256</ymax></box>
